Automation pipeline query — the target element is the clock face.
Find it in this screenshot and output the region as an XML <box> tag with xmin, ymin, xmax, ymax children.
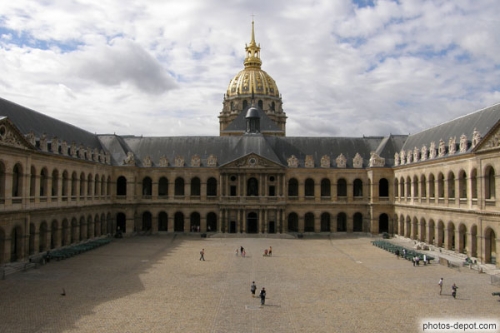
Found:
<box><xmin>249</xmin><ymin>158</ymin><xmax>257</xmax><ymax>166</ymax></box>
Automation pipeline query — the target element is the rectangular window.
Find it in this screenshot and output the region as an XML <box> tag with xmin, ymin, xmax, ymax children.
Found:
<box><xmin>269</xmin><ymin>186</ymin><xmax>275</xmax><ymax>196</ymax></box>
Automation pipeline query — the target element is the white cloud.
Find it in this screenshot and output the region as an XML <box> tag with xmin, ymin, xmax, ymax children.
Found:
<box><xmin>0</xmin><ymin>0</ymin><xmax>499</xmax><ymax>138</ymax></box>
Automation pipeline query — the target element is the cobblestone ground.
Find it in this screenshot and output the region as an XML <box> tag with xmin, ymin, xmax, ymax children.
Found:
<box><xmin>0</xmin><ymin>234</ymin><xmax>499</xmax><ymax>333</ymax></box>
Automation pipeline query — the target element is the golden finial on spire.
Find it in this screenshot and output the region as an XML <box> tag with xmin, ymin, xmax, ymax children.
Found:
<box><xmin>244</xmin><ymin>19</ymin><xmax>262</xmax><ymax>68</ymax></box>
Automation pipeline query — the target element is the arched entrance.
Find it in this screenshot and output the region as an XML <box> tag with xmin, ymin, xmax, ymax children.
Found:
<box><xmin>174</xmin><ymin>212</ymin><xmax>184</xmax><ymax>232</ymax></box>
<box><xmin>247</xmin><ymin>212</ymin><xmax>258</xmax><ymax>233</ymax></box>
<box><xmin>116</xmin><ymin>213</ymin><xmax>126</xmax><ymax>233</ymax></box>
<box><xmin>288</xmin><ymin>213</ymin><xmax>298</xmax><ymax>232</ymax></box>
<box><xmin>142</xmin><ymin>212</ymin><xmax>152</xmax><ymax>231</ymax></box>
<box><xmin>485</xmin><ymin>228</ymin><xmax>497</xmax><ymax>264</ymax></box>
<box><xmin>379</xmin><ymin>214</ymin><xmax>389</xmax><ymax>233</ymax></box>
<box><xmin>10</xmin><ymin>226</ymin><xmax>23</xmax><ymax>262</ymax></box>
<box><xmin>207</xmin><ymin>212</ymin><xmax>217</xmax><ymax>232</ymax></box>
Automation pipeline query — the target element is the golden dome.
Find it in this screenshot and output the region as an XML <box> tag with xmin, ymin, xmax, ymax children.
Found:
<box><xmin>226</xmin><ymin>21</ymin><xmax>280</xmax><ymax>99</ymax></box>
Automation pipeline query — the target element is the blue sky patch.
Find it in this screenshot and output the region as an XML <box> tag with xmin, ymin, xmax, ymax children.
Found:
<box><xmin>0</xmin><ymin>26</ymin><xmax>82</xmax><ymax>52</ymax></box>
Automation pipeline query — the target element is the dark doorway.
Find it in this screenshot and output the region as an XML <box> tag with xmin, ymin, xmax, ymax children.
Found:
<box><xmin>379</xmin><ymin>213</ymin><xmax>389</xmax><ymax>233</ymax></box>
<box><xmin>247</xmin><ymin>212</ymin><xmax>258</xmax><ymax>233</ymax></box>
<box><xmin>116</xmin><ymin>213</ymin><xmax>126</xmax><ymax>233</ymax></box>
<box><xmin>174</xmin><ymin>212</ymin><xmax>184</xmax><ymax>232</ymax></box>
<box><xmin>229</xmin><ymin>221</ymin><xmax>236</xmax><ymax>233</ymax></box>
<box><xmin>268</xmin><ymin>221</ymin><xmax>275</xmax><ymax>234</ymax></box>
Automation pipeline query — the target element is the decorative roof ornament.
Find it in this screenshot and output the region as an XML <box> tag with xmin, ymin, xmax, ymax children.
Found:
<box><xmin>207</xmin><ymin>154</ymin><xmax>217</xmax><ymax>167</ymax></box>
<box><xmin>159</xmin><ymin>156</ymin><xmax>169</xmax><ymax>167</ymax></box>
<box><xmin>413</xmin><ymin>147</ymin><xmax>420</xmax><ymax>162</ymax></box>
<box><xmin>336</xmin><ymin>154</ymin><xmax>347</xmax><ymax>168</ymax></box>
<box><xmin>305</xmin><ymin>155</ymin><xmax>314</xmax><ymax>168</ymax></box>
<box><xmin>472</xmin><ymin>128</ymin><xmax>481</xmax><ymax>148</ymax></box>
<box><xmin>353</xmin><ymin>153</ymin><xmax>363</xmax><ymax>168</ymax></box>
<box><xmin>421</xmin><ymin>145</ymin><xmax>428</xmax><ymax>161</ymax></box>
<box><xmin>143</xmin><ymin>155</ymin><xmax>152</xmax><ymax>167</ymax></box>
<box><xmin>320</xmin><ymin>155</ymin><xmax>330</xmax><ymax>168</ymax></box>
<box><xmin>394</xmin><ymin>152</ymin><xmax>400</xmax><ymax>166</ymax></box>
<box><xmin>459</xmin><ymin>134</ymin><xmax>468</xmax><ymax>153</ymax></box>
<box><xmin>244</xmin><ymin>20</ymin><xmax>262</xmax><ymax>69</ymax></box>
<box><xmin>406</xmin><ymin>150</ymin><xmax>412</xmax><ymax>164</ymax></box>
<box><xmin>429</xmin><ymin>142</ymin><xmax>436</xmax><ymax>159</ymax></box>
<box><xmin>175</xmin><ymin>155</ymin><xmax>184</xmax><ymax>167</ymax></box>
<box><xmin>191</xmin><ymin>154</ymin><xmax>201</xmax><ymax>167</ymax></box>
<box><xmin>438</xmin><ymin>139</ymin><xmax>446</xmax><ymax>157</ymax></box>
<box><xmin>287</xmin><ymin>155</ymin><xmax>298</xmax><ymax>168</ymax></box>
<box><xmin>448</xmin><ymin>137</ymin><xmax>456</xmax><ymax>155</ymax></box>
<box><xmin>369</xmin><ymin>152</ymin><xmax>385</xmax><ymax>167</ymax></box>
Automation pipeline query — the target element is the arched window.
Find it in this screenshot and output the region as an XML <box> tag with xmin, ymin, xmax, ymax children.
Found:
<box><xmin>405</xmin><ymin>176</ymin><xmax>411</xmax><ymax>197</ymax></box>
<box><xmin>337</xmin><ymin>178</ymin><xmax>347</xmax><ymax>197</ymax></box>
<box><xmin>243</xmin><ymin>100</ymin><xmax>248</xmax><ymax>110</ymax></box>
<box><xmin>458</xmin><ymin>171</ymin><xmax>467</xmax><ymax>199</ymax></box>
<box><xmin>321</xmin><ymin>178</ymin><xmax>331</xmax><ymax>197</ymax></box>
<box><xmin>485</xmin><ymin>166</ymin><xmax>495</xmax><ymax>199</ymax></box>
<box><xmin>413</xmin><ymin>176</ymin><xmax>419</xmax><ymax>198</ymax></box>
<box><xmin>62</xmin><ymin>171</ymin><xmax>69</xmax><ymax>197</ymax></box>
<box><xmin>159</xmin><ymin>177</ymin><xmax>168</xmax><ymax>196</ymax></box>
<box><xmin>420</xmin><ymin>175</ymin><xmax>427</xmax><ymax>198</ymax></box>
<box><xmin>448</xmin><ymin>172</ymin><xmax>455</xmax><ymax>199</ymax></box>
<box><xmin>258</xmin><ymin>100</ymin><xmax>263</xmax><ymax>109</ymax></box>
<box><xmin>52</xmin><ymin>169</ymin><xmax>59</xmax><ymax>196</ymax></box>
<box><xmin>40</xmin><ymin>168</ymin><xmax>48</xmax><ymax>196</ymax></box>
<box><xmin>87</xmin><ymin>173</ymin><xmax>93</xmax><ymax>196</ymax></box>
<box><xmin>207</xmin><ymin>177</ymin><xmax>217</xmax><ymax>196</ymax></box>
<box><xmin>394</xmin><ymin>178</ymin><xmax>399</xmax><ymax>198</ymax></box>
<box><xmin>471</xmin><ymin>168</ymin><xmax>478</xmax><ymax>199</ymax></box>
<box><xmin>175</xmin><ymin>177</ymin><xmax>185</xmax><ymax>196</ymax></box>
<box><xmin>305</xmin><ymin>178</ymin><xmax>315</xmax><ymax>197</ymax></box>
<box><xmin>142</xmin><ymin>177</ymin><xmax>152</xmax><ymax>196</ymax></box>
<box><xmin>353</xmin><ymin>179</ymin><xmax>363</xmax><ymax>197</ymax></box>
<box><xmin>79</xmin><ymin>172</ymin><xmax>85</xmax><ymax>196</ymax></box>
<box><xmin>117</xmin><ymin>176</ymin><xmax>127</xmax><ymax>196</ymax></box>
<box><xmin>429</xmin><ymin>174</ymin><xmax>435</xmax><ymax>198</ymax></box>
<box><xmin>191</xmin><ymin>177</ymin><xmax>201</xmax><ymax>196</ymax></box>
<box><xmin>71</xmin><ymin>172</ymin><xmax>78</xmax><ymax>197</ymax></box>
<box><xmin>12</xmin><ymin>163</ymin><xmax>22</xmax><ymax>197</ymax></box>
<box><xmin>437</xmin><ymin>173</ymin><xmax>444</xmax><ymax>198</ymax></box>
<box><xmin>0</xmin><ymin>162</ymin><xmax>5</xmax><ymax>200</ymax></box>
<box><xmin>30</xmin><ymin>166</ymin><xmax>36</xmax><ymax>197</ymax></box>
<box><xmin>288</xmin><ymin>178</ymin><xmax>298</xmax><ymax>196</ymax></box>
<box><xmin>379</xmin><ymin>178</ymin><xmax>389</xmax><ymax>197</ymax></box>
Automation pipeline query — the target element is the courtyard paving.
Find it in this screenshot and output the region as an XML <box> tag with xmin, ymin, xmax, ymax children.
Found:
<box><xmin>0</xmin><ymin>234</ymin><xmax>499</xmax><ymax>333</ymax></box>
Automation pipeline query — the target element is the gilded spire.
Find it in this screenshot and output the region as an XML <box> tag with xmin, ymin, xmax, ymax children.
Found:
<box><xmin>244</xmin><ymin>20</ymin><xmax>262</xmax><ymax>68</ymax></box>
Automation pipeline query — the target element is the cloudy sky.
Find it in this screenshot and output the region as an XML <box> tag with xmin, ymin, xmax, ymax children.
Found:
<box><xmin>1</xmin><ymin>0</ymin><xmax>499</xmax><ymax>138</ymax></box>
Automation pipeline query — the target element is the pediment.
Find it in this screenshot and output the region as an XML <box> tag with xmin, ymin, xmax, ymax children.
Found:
<box><xmin>0</xmin><ymin>117</ymin><xmax>35</xmax><ymax>150</ymax></box>
<box><xmin>473</xmin><ymin>122</ymin><xmax>500</xmax><ymax>153</ymax></box>
<box><xmin>221</xmin><ymin>153</ymin><xmax>284</xmax><ymax>169</ymax></box>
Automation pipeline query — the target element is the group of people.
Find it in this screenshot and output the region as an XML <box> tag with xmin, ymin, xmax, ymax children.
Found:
<box><xmin>438</xmin><ymin>278</ymin><xmax>458</xmax><ymax>298</ymax></box>
<box><xmin>251</xmin><ymin>281</ymin><xmax>266</xmax><ymax>305</ymax></box>
<box><xmin>394</xmin><ymin>249</ymin><xmax>428</xmax><ymax>265</ymax></box>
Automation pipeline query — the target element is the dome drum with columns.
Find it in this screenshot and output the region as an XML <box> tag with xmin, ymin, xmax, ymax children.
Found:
<box><xmin>219</xmin><ymin>21</ymin><xmax>286</xmax><ymax>135</ymax></box>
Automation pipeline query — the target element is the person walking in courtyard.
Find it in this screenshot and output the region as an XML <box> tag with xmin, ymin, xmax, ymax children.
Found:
<box><xmin>251</xmin><ymin>281</ymin><xmax>257</xmax><ymax>297</ymax></box>
<box><xmin>199</xmin><ymin>248</ymin><xmax>205</xmax><ymax>261</ymax></box>
<box><xmin>259</xmin><ymin>287</ymin><xmax>266</xmax><ymax>305</ymax></box>
<box><xmin>268</xmin><ymin>246</ymin><xmax>272</xmax><ymax>256</ymax></box>
<box><xmin>438</xmin><ymin>278</ymin><xmax>443</xmax><ymax>295</ymax></box>
<box><xmin>395</xmin><ymin>249</ymin><xmax>400</xmax><ymax>259</ymax></box>
<box><xmin>451</xmin><ymin>283</ymin><xmax>458</xmax><ymax>299</ymax></box>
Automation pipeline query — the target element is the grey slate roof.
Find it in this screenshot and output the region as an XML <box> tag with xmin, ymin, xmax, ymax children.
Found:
<box><xmin>0</xmin><ymin>97</ymin><xmax>102</xmax><ymax>149</ymax></box>
<box><xmin>98</xmin><ymin>133</ymin><xmax>404</xmax><ymax>168</ymax></box>
<box><xmin>401</xmin><ymin>103</ymin><xmax>500</xmax><ymax>154</ymax></box>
